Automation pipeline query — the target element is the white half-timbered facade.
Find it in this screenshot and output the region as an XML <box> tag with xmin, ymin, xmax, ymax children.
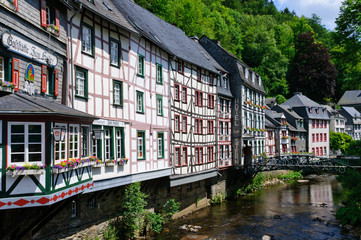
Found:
<box><xmin>67</xmin><ymin>0</ymin><xmax>171</xmax><ymax>191</ymax></box>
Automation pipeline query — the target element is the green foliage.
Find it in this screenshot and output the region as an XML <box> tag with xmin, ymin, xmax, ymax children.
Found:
<box><xmin>345</xmin><ymin>140</ymin><xmax>361</xmax><ymax>156</ymax></box>
<box><xmin>210</xmin><ymin>193</ymin><xmax>226</xmax><ymax>205</ymax></box>
<box><xmin>237</xmin><ymin>172</ymin><xmax>266</xmax><ymax>195</ymax></box>
<box><xmin>336</xmin><ymin>170</ymin><xmax>361</xmax><ymax>227</ymax></box>
<box><xmin>161</xmin><ymin>199</ymin><xmax>181</xmax><ymax>221</ymax></box>
<box><xmin>119</xmin><ymin>182</ymin><xmax>148</xmax><ymax>239</ymax></box>
<box><xmin>275</xmin><ymin>94</ymin><xmax>287</xmax><ymax>104</ymax></box>
<box><xmin>330</xmin><ymin>131</ymin><xmax>354</xmax><ymax>152</ymax></box>
<box><xmin>146</xmin><ymin>212</ymin><xmax>164</xmax><ymax>234</ymax></box>
<box><xmin>276</xmin><ymin>171</ymin><xmax>302</xmax><ymax>181</ymax></box>
<box><xmin>103</xmin><ymin>223</ymin><xmax>118</xmax><ymax>240</ymax></box>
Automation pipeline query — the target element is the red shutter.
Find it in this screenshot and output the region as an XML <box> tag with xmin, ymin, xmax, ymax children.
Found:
<box><xmin>54</xmin><ymin>69</ymin><xmax>59</xmax><ymax>96</ymax></box>
<box><xmin>55</xmin><ymin>8</ymin><xmax>60</xmax><ymax>35</ymax></box>
<box><xmin>14</xmin><ymin>0</ymin><xmax>18</xmax><ymax>11</ymax></box>
<box><xmin>40</xmin><ymin>0</ymin><xmax>47</xmax><ymax>27</ymax></box>
<box><xmin>41</xmin><ymin>65</ymin><xmax>47</xmax><ymax>93</ymax></box>
<box><xmin>12</xmin><ymin>58</ymin><xmax>20</xmax><ymax>92</ymax></box>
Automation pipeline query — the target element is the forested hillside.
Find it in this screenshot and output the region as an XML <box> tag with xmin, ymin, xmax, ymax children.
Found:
<box><xmin>134</xmin><ymin>0</ymin><xmax>361</xmax><ymax>103</ymax></box>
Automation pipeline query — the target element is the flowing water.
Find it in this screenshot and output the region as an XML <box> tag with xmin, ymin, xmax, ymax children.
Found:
<box><xmin>157</xmin><ymin>175</ymin><xmax>355</xmax><ymax>240</ymax></box>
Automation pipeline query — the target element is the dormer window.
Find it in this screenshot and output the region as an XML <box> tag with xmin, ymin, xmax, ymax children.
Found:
<box><xmin>244</xmin><ymin>67</ymin><xmax>249</xmax><ymax>79</ymax></box>
<box><xmin>257</xmin><ymin>76</ymin><xmax>261</xmax><ymax>85</ymax></box>
<box><xmin>309</xmin><ymin>108</ymin><xmax>312</xmax><ymax>113</ymax></box>
<box><xmin>316</xmin><ymin>108</ymin><xmax>319</xmax><ymax>114</ymax></box>
<box><xmin>251</xmin><ymin>72</ymin><xmax>255</xmax><ymax>82</ymax></box>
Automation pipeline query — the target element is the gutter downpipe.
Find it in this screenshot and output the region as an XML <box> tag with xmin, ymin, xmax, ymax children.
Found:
<box><xmin>69</xmin><ymin>3</ymin><xmax>82</xmax><ymax>108</ymax></box>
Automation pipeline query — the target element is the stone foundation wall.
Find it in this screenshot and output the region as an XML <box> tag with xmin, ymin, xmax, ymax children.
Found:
<box><xmin>4</xmin><ymin>169</ymin><xmax>243</xmax><ymax>239</ymax></box>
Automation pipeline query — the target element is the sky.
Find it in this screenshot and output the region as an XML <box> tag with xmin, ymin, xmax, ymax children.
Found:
<box><xmin>273</xmin><ymin>0</ymin><xmax>344</xmax><ymax>30</ymax></box>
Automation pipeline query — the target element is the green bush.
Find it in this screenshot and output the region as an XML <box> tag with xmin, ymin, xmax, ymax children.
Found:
<box><xmin>146</xmin><ymin>212</ymin><xmax>164</xmax><ymax>234</ymax></box>
<box><xmin>277</xmin><ymin>171</ymin><xmax>302</xmax><ymax>181</ymax></box>
<box><xmin>336</xmin><ymin>170</ymin><xmax>361</xmax><ymax>227</ymax></box>
<box><xmin>161</xmin><ymin>199</ymin><xmax>181</xmax><ymax>221</ymax></box>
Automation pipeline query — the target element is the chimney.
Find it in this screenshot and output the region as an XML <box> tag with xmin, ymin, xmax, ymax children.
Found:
<box><xmin>294</xmin><ymin>92</ymin><xmax>302</xmax><ymax>95</ymax></box>
<box><xmin>189</xmin><ymin>36</ymin><xmax>199</xmax><ymax>42</ymax></box>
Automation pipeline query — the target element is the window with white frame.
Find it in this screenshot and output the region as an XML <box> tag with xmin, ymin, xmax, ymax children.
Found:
<box><xmin>136</xmin><ymin>91</ymin><xmax>144</xmax><ymax>113</ymax></box>
<box><xmin>137</xmin><ymin>131</ymin><xmax>145</xmax><ymax>159</ymax></box>
<box><xmin>115</xmin><ymin>129</ymin><xmax>123</xmax><ymax>159</ymax></box>
<box><xmin>156</xmin><ymin>64</ymin><xmax>163</xmax><ymax>84</ymax></box>
<box><xmin>174</xmin><ymin>115</ymin><xmax>180</xmax><ymax>132</ymax></box>
<box><xmin>220</xmin><ymin>145</ymin><xmax>224</xmax><ymax>159</ymax></box>
<box><xmin>81</xmin><ymin>126</ymin><xmax>90</xmax><ymax>158</ymax></box>
<box><xmin>225</xmin><ymin>122</ymin><xmax>229</xmax><ymax>135</ymax></box>
<box><xmin>182</xmin><ymin>86</ymin><xmax>187</xmax><ymax>103</ymax></box>
<box><xmin>104</xmin><ymin>128</ymin><xmax>112</xmax><ymax>160</ymax></box>
<box><xmin>55</xmin><ymin>123</ymin><xmax>67</xmax><ymax>161</ymax></box>
<box><xmin>157</xmin><ymin>132</ymin><xmax>164</xmax><ymax>158</ymax></box>
<box><xmin>156</xmin><ymin>95</ymin><xmax>163</xmax><ymax>116</ymax></box>
<box><xmin>182</xmin><ymin>115</ymin><xmax>187</xmax><ymax>133</ymax></box>
<box><xmin>175</xmin><ymin>147</ymin><xmax>180</xmax><ymax>166</ymax></box>
<box><xmin>69</xmin><ymin>125</ymin><xmax>79</xmax><ymax>158</ymax></box>
<box><xmin>75</xmin><ymin>67</ymin><xmax>88</xmax><ymax>98</ymax></box>
<box><xmin>137</xmin><ymin>54</ymin><xmax>144</xmax><ymax>77</ymax></box>
<box><xmin>182</xmin><ymin>147</ymin><xmax>187</xmax><ymax>165</ymax></box>
<box><xmin>8</xmin><ymin>122</ymin><xmax>45</xmax><ymax>164</ymax></box>
<box><xmin>113</xmin><ymin>80</ymin><xmax>123</xmax><ymax>106</ymax></box>
<box><xmin>225</xmin><ymin>145</ymin><xmax>230</xmax><ymax>159</ymax></box>
<box><xmin>110</xmin><ymin>39</ymin><xmax>120</xmax><ymax>67</ymax></box>
<box><xmin>82</xmin><ymin>23</ymin><xmax>93</xmax><ymax>55</ymax></box>
<box><xmin>0</xmin><ymin>56</ymin><xmax>4</xmax><ymax>81</ymax></box>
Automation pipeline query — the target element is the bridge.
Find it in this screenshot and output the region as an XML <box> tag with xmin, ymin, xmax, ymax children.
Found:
<box><xmin>245</xmin><ymin>155</ymin><xmax>361</xmax><ymax>174</ymax></box>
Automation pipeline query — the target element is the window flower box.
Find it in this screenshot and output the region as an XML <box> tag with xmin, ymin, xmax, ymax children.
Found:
<box><xmin>105</xmin><ymin>160</ymin><xmax>116</xmax><ymax>167</ymax></box>
<box><xmin>93</xmin><ymin>163</ymin><xmax>104</xmax><ymax>168</ymax></box>
<box><xmin>52</xmin><ymin>156</ymin><xmax>99</xmax><ymax>173</ymax></box>
<box><xmin>6</xmin><ymin>164</ymin><xmax>46</xmax><ymax>177</ymax></box>
<box><xmin>7</xmin><ymin>169</ymin><xmax>45</xmax><ymax>177</ymax></box>
<box><xmin>0</xmin><ymin>0</ymin><xmax>17</xmax><ymax>11</ymax></box>
<box><xmin>0</xmin><ymin>80</ymin><xmax>15</xmax><ymax>93</ymax></box>
<box><xmin>47</xmin><ymin>24</ymin><xmax>59</xmax><ymax>36</ymax></box>
<box><xmin>118</xmin><ymin>158</ymin><xmax>128</xmax><ymax>166</ymax></box>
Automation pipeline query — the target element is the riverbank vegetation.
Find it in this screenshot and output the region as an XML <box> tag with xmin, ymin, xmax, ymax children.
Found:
<box><xmin>336</xmin><ymin>170</ymin><xmax>361</xmax><ymax>227</ymax></box>
<box><xmin>237</xmin><ymin>170</ymin><xmax>303</xmax><ymax>196</ymax></box>
<box><xmin>101</xmin><ymin>182</ymin><xmax>180</xmax><ymax>240</ymax></box>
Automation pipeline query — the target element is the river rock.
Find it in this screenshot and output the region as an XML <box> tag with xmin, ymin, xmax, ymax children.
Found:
<box><xmin>297</xmin><ymin>179</ymin><xmax>309</xmax><ymax>183</ymax></box>
<box><xmin>262</xmin><ymin>234</ymin><xmax>274</xmax><ymax>240</ymax></box>
<box><xmin>179</xmin><ymin>224</ymin><xmax>188</xmax><ymax>230</ymax></box>
<box><xmin>193</xmin><ymin>226</ymin><xmax>202</xmax><ymax>229</ymax></box>
<box><xmin>189</xmin><ymin>228</ymin><xmax>198</xmax><ymax>232</ymax></box>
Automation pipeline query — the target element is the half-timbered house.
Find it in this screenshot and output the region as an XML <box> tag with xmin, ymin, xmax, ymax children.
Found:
<box><xmin>199</xmin><ymin>36</ymin><xmax>266</xmax><ymax>167</ymax></box>
<box><xmin>67</xmin><ymin>0</ymin><xmax>171</xmax><ymax>193</ymax></box>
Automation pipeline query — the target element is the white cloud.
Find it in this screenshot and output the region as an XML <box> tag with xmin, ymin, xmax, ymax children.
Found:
<box><xmin>273</xmin><ymin>0</ymin><xmax>343</xmax><ymax>30</ymax></box>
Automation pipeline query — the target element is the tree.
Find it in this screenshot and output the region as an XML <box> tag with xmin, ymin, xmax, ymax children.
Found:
<box><xmin>287</xmin><ymin>32</ymin><xmax>337</xmax><ymax>102</ymax></box>
<box><xmin>334</xmin><ymin>0</ymin><xmax>361</xmax><ymax>99</ymax></box>
<box><xmin>330</xmin><ymin>131</ymin><xmax>354</xmax><ymax>153</ymax></box>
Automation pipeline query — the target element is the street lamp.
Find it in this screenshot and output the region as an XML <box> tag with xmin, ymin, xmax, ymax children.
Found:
<box><xmin>93</xmin><ymin>129</ymin><xmax>104</xmax><ymax>140</ymax></box>
<box><xmin>52</xmin><ymin>127</ymin><xmax>66</xmax><ymax>142</ymax></box>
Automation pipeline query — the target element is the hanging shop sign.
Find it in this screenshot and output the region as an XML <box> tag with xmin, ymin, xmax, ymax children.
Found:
<box><xmin>1</xmin><ymin>31</ymin><xmax>58</xmax><ymax>67</ymax></box>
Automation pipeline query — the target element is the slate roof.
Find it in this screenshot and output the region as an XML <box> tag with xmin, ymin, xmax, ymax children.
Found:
<box><xmin>265</xmin><ymin>118</ymin><xmax>276</xmax><ymax>129</ymax></box>
<box><xmin>340</xmin><ymin>107</ymin><xmax>361</xmax><ymax>124</ymax></box>
<box><xmin>236</xmin><ymin>62</ymin><xmax>266</xmax><ymax>94</ymax></box>
<box><xmin>338</xmin><ymin>90</ymin><xmax>361</xmax><ymax>106</ymax></box>
<box><xmin>111</xmin><ymin>0</ymin><xmax>222</xmax><ymax>74</ymax></box>
<box><xmin>272</xmin><ymin>105</ymin><xmax>307</xmax><ymax>132</ymax></box>
<box><xmin>198</xmin><ymin>35</ymin><xmax>266</xmax><ymax>94</ymax></box>
<box><xmin>76</xmin><ymin>0</ymin><xmax>137</xmax><ymax>34</ymax></box>
<box><xmin>0</xmin><ymin>93</ymin><xmax>97</xmax><ymax>119</ymax></box>
<box><xmin>282</xmin><ymin>93</ymin><xmax>321</xmax><ymax>108</ymax></box>
<box><xmin>265</xmin><ymin>110</ymin><xmax>283</xmax><ymax>120</ymax></box>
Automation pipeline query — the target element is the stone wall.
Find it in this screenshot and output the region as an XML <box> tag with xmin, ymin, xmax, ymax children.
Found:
<box><xmin>2</xmin><ymin>170</ymin><xmax>241</xmax><ymax>239</ymax></box>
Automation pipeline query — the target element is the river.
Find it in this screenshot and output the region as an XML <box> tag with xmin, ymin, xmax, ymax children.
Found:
<box><xmin>156</xmin><ymin>174</ymin><xmax>355</xmax><ymax>240</ymax></box>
